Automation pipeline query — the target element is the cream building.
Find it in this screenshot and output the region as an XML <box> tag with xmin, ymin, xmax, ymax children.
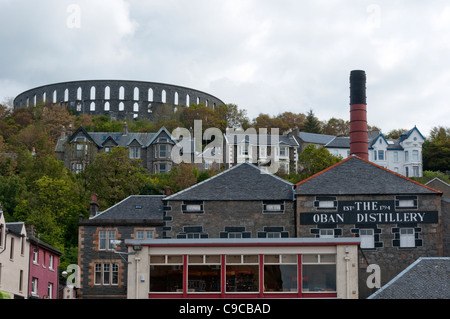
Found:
<box><xmin>0</xmin><ymin>208</ymin><xmax>30</xmax><ymax>299</ymax></box>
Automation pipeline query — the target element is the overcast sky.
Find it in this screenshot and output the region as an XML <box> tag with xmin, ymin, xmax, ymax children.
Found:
<box><xmin>1</xmin><ymin>0</ymin><xmax>449</xmax><ymax>137</ymax></box>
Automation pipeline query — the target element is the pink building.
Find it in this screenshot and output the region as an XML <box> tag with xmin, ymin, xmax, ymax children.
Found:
<box><xmin>28</xmin><ymin>232</ymin><xmax>62</xmax><ymax>299</ymax></box>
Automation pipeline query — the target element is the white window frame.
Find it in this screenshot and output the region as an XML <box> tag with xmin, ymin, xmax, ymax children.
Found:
<box><xmin>360</xmin><ymin>229</ymin><xmax>375</xmax><ymax>249</ymax></box>
<box><xmin>400</xmin><ymin>228</ymin><xmax>415</xmax><ymax>248</ymax></box>
<box><xmin>99</xmin><ymin>230</ymin><xmax>116</xmax><ymax>251</ymax></box>
<box><xmin>319</xmin><ymin>229</ymin><xmax>334</xmax><ymax>239</ymax></box>
<box><xmin>129</xmin><ymin>147</ymin><xmax>140</xmax><ymax>159</ymax></box>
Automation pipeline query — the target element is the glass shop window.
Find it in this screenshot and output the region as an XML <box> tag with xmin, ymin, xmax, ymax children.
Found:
<box><xmin>187</xmin><ymin>255</ymin><xmax>221</xmax><ymax>293</ymax></box>
<box><xmin>302</xmin><ymin>254</ymin><xmax>336</xmax><ymax>292</ymax></box>
<box><xmin>149</xmin><ymin>255</ymin><xmax>183</xmax><ymax>293</ymax></box>
<box><xmin>264</xmin><ymin>255</ymin><xmax>298</xmax><ymax>292</ymax></box>
<box><xmin>226</xmin><ymin>255</ymin><xmax>259</xmax><ymax>293</ymax></box>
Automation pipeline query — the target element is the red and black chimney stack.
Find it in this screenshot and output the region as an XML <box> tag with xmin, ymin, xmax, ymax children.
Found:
<box><xmin>349</xmin><ymin>70</ymin><xmax>368</xmax><ymax>160</ymax></box>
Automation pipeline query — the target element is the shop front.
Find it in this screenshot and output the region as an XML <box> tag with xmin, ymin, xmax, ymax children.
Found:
<box><xmin>125</xmin><ymin>238</ymin><xmax>360</xmax><ymax>299</ymax></box>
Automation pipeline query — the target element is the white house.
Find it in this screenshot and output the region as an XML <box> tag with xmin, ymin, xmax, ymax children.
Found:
<box><xmin>323</xmin><ymin>127</ymin><xmax>425</xmax><ymax>177</ymax></box>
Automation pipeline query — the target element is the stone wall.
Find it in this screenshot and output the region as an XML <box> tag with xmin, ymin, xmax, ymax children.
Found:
<box><xmin>163</xmin><ymin>200</ymin><xmax>296</xmax><ymax>239</ymax></box>
<box><xmin>296</xmin><ymin>193</ymin><xmax>443</xmax><ymax>298</ymax></box>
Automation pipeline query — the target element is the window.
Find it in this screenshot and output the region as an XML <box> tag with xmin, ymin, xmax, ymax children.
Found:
<box><xmin>150</xmin><ymin>255</ymin><xmax>183</xmax><ymax>292</ymax></box>
<box><xmin>302</xmin><ymin>254</ymin><xmax>336</xmax><ymax>292</ymax></box>
<box><xmin>129</xmin><ymin>147</ymin><xmax>140</xmax><ymax>159</ymax></box>
<box><xmin>10</xmin><ymin>237</ymin><xmax>14</xmax><ymax>260</ymax></box>
<box><xmin>400</xmin><ymin>228</ymin><xmax>415</xmax><ymax>248</ymax></box>
<box><xmin>49</xmin><ymin>255</ymin><xmax>54</xmax><ymax>270</ymax></box>
<box><xmin>264</xmin><ymin>255</ymin><xmax>297</xmax><ymax>292</ymax></box>
<box><xmin>413</xmin><ymin>166</ymin><xmax>419</xmax><ymax>177</ymax></box>
<box><xmin>314</xmin><ymin>197</ymin><xmax>337</xmax><ymax>210</ymax></box>
<box><xmin>187</xmin><ymin>233</ymin><xmax>201</xmax><ymax>239</ymax></box>
<box><xmin>95</xmin><ymin>263</ymin><xmax>119</xmax><ymax>285</ymax></box>
<box><xmin>396</xmin><ymin>196</ymin><xmax>417</xmax><ymax>209</ymax></box>
<box><xmin>99</xmin><ymin>230</ymin><xmax>116</xmax><ymax>250</ymax></box>
<box><xmin>47</xmin><ymin>283</ymin><xmax>53</xmax><ymax>299</ymax></box>
<box><xmin>188</xmin><ymin>255</ymin><xmax>221</xmax><ymax>292</ymax></box>
<box><xmin>378</xmin><ymin>150</ymin><xmax>384</xmax><ymax>160</ymax></box>
<box><xmin>182</xmin><ymin>201</ymin><xmax>204</xmax><ymax>214</ymax></box>
<box><xmin>412</xmin><ymin>150</ymin><xmax>419</xmax><ymax>161</ymax></box>
<box><xmin>263</xmin><ymin>201</ymin><xmax>284</xmax><ymax>213</ymax></box>
<box><xmin>31</xmin><ymin>278</ymin><xmax>38</xmax><ymax>295</ymax></box>
<box><xmin>159</xmin><ymin>145</ymin><xmax>167</xmax><ymax>158</ymax></box>
<box><xmin>267</xmin><ymin>232</ymin><xmax>281</xmax><ymax>238</ymax></box>
<box><xmin>228</xmin><ymin>232</ymin><xmax>242</xmax><ymax>239</ymax></box>
<box><xmin>405</xmin><ymin>151</ymin><xmax>409</xmax><ymax>162</ymax></box>
<box><xmin>226</xmin><ymin>255</ymin><xmax>259</xmax><ymax>292</ymax></box>
<box><xmin>319</xmin><ymin>229</ymin><xmax>334</xmax><ymax>238</ymax></box>
<box><xmin>260</xmin><ymin>146</ymin><xmax>266</xmax><ymax>158</ymax></box>
<box><xmin>393</xmin><ymin>151</ymin><xmax>399</xmax><ymax>162</ymax></box>
<box><xmin>279</xmin><ymin>147</ymin><xmax>288</xmax><ymax>157</ymax></box>
<box><xmin>373</xmin><ymin>150</ymin><xmax>377</xmax><ymax>161</ymax></box>
<box><xmin>360</xmin><ymin>229</ymin><xmax>375</xmax><ymax>249</ymax></box>
<box><xmin>136</xmin><ymin>230</ymin><xmax>154</xmax><ymax>239</ymax></box>
<box><xmin>33</xmin><ymin>247</ymin><xmax>38</xmax><ymax>264</ymax></box>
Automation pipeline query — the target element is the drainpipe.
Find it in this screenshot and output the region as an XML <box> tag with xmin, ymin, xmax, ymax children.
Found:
<box><xmin>344</xmin><ymin>246</ymin><xmax>350</xmax><ymax>299</ymax></box>
<box><xmin>135</xmin><ymin>257</ymin><xmax>140</xmax><ymax>299</ymax></box>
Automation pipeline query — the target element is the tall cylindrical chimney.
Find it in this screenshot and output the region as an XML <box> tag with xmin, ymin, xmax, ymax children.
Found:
<box><xmin>349</xmin><ymin>70</ymin><xmax>368</xmax><ymax>160</ymax></box>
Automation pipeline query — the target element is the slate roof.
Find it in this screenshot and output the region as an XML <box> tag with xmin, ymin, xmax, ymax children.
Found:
<box><xmin>57</xmin><ymin>126</ymin><xmax>175</xmax><ymax>151</ymax></box>
<box><xmin>90</xmin><ymin>195</ymin><xmax>165</xmax><ymax>221</ymax></box>
<box><xmin>368</xmin><ymin>257</ymin><xmax>450</xmax><ymax>299</ymax></box>
<box><xmin>165</xmin><ymin>162</ymin><xmax>294</xmax><ymax>201</ymax></box>
<box><xmin>295</xmin><ymin>156</ymin><xmax>442</xmax><ymax>195</ymax></box>
<box><xmin>298</xmin><ymin>132</ymin><xmax>335</xmax><ymax>145</ymax></box>
<box><xmin>5</xmin><ymin>222</ymin><xmax>25</xmax><ymax>236</ymax></box>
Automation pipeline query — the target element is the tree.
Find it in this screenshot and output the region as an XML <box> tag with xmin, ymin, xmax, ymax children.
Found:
<box><xmin>322</xmin><ymin>118</ymin><xmax>349</xmax><ymax>136</ymax></box>
<box><xmin>297</xmin><ymin>144</ymin><xmax>342</xmax><ymax>180</ymax></box>
<box><xmin>13</xmin><ymin>175</ymin><xmax>84</xmax><ymax>250</ymax></box>
<box><xmin>423</xmin><ymin>126</ymin><xmax>450</xmax><ymax>172</ymax></box>
<box><xmin>83</xmin><ymin>147</ymin><xmax>147</xmax><ymax>209</ymax></box>
<box><xmin>303</xmin><ymin>109</ymin><xmax>322</xmax><ymax>133</ymax></box>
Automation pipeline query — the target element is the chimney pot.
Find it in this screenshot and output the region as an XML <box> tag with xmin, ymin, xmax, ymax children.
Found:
<box><xmin>90</xmin><ymin>191</ymin><xmax>99</xmax><ymax>217</ymax></box>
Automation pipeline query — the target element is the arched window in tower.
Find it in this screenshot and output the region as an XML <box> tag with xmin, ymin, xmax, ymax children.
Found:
<box><xmin>196</xmin><ymin>97</ymin><xmax>200</xmax><ymax>104</ymax></box>
<box><xmin>64</xmin><ymin>89</ymin><xmax>69</xmax><ymax>102</ymax></box>
<box><xmin>186</xmin><ymin>94</ymin><xmax>190</xmax><ymax>106</ymax></box>
<box><xmin>119</xmin><ymin>86</ymin><xmax>125</xmax><ymax>100</ymax></box>
<box><xmin>90</xmin><ymin>102</ymin><xmax>96</xmax><ymax>111</ymax></box>
<box><xmin>134</xmin><ymin>87</ymin><xmax>139</xmax><ymax>101</ymax></box>
<box><xmin>148</xmin><ymin>88</ymin><xmax>153</xmax><ymax>101</ymax></box>
<box><xmin>133</xmin><ymin>102</ymin><xmax>139</xmax><ymax>112</ymax></box>
<box><xmin>104</xmin><ymin>101</ymin><xmax>110</xmax><ymax>111</ymax></box>
<box><xmin>77</xmin><ymin>87</ymin><xmax>82</xmax><ymax>100</ymax></box>
<box><xmin>104</xmin><ymin>86</ymin><xmax>110</xmax><ymax>99</ymax></box>
<box><xmin>119</xmin><ymin>102</ymin><xmax>125</xmax><ymax>111</ymax></box>
<box><xmin>90</xmin><ymin>86</ymin><xmax>96</xmax><ymax>100</ymax></box>
<box><xmin>174</xmin><ymin>92</ymin><xmax>179</xmax><ymax>105</ymax></box>
<box><xmin>162</xmin><ymin>90</ymin><xmax>166</xmax><ymax>103</ymax></box>
<box><xmin>53</xmin><ymin>90</ymin><xmax>57</xmax><ymax>103</ymax></box>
